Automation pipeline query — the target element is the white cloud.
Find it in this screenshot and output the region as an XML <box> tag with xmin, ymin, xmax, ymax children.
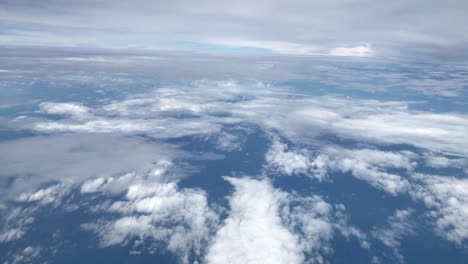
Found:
<box><xmin>83</xmin><ymin>168</ymin><xmax>219</xmax><ymax>264</ymax></box>
<box><xmin>26</xmin><ymin>82</ymin><xmax>468</xmax><ymax>161</ymax></box>
<box><xmin>4</xmin><ymin>246</ymin><xmax>41</xmax><ymax>264</ymax></box>
<box><xmin>80</xmin><ymin>177</ymin><xmax>106</xmax><ymax>194</ymax></box>
<box><xmin>206</xmin><ymin>176</ymin><xmax>304</xmax><ymax>264</ymax></box>
<box><xmin>374</xmin><ymin>209</ymin><xmax>414</xmax><ymax>248</ymax></box>
<box><xmin>0</xmin><ymin>134</ymin><xmax>182</xmax><ymax>199</ymax></box>
<box><xmin>0</xmin><ymin>207</ymin><xmax>36</xmax><ymax>244</ymax></box>
<box><xmin>212</xmin><ymin>131</ymin><xmax>243</xmax><ymax>152</ymax></box>
<box><xmin>265</xmin><ymin>139</ymin><xmax>414</xmax><ymax>195</ymax></box>
<box><xmin>17</xmin><ymin>184</ymin><xmax>66</xmax><ymax>206</ymax></box>
<box><xmin>3</xmin><ymin>0</ymin><xmax>468</xmax><ymax>59</ymax></box>
<box><xmin>321</xmin><ymin>147</ymin><xmax>414</xmax><ymax>195</ymax></box>
<box><xmin>284</xmin><ymin>195</ymin><xmax>336</xmax><ymax>263</ymax></box>
<box><xmin>410</xmin><ymin>174</ymin><xmax>468</xmax><ymax>245</ymax></box>
<box><xmin>0</xmin><ymin>228</ymin><xmax>25</xmax><ymax>243</ymax></box>
<box><xmin>372</xmin><ymin>209</ymin><xmax>414</xmax><ymax>263</ymax></box>
<box><xmin>423</xmin><ymin>153</ymin><xmax>466</xmax><ymax>169</ymax></box>
<box><xmin>22</xmin><ymin>82</ymin><xmax>468</xmax><ymax>199</ymax></box>
<box><xmin>80</xmin><ymin>160</ymin><xmax>175</xmax><ymax>195</ymax></box>
<box><xmin>206</xmin><ymin>176</ymin><xmax>336</xmax><ymax>264</ymax></box>
<box><xmin>210</xmin><ymin>39</ymin><xmax>319</xmax><ymax>55</ymax></box>
<box><xmin>265</xmin><ymin>138</ymin><xmax>327</xmax><ymax>180</ymax></box>
<box><xmin>2</xmin><ymin>79</ymin><xmax>468</xmax><ymax>260</ymax></box>
<box><xmin>329</xmin><ymin>44</ymin><xmax>374</xmax><ymax>57</ymax></box>
<box><xmin>39</xmin><ymin>102</ymin><xmax>91</xmax><ymax>119</ymax></box>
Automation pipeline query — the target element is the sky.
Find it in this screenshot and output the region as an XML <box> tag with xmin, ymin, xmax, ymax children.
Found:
<box><xmin>1</xmin><ymin>0</ymin><xmax>468</xmax><ymax>59</ymax></box>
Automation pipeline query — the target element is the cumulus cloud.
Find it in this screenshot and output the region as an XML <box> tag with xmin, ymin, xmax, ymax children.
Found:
<box><xmin>17</xmin><ymin>184</ymin><xmax>66</xmax><ymax>206</ymax></box>
<box><xmin>275</xmin><ymin>101</ymin><xmax>468</xmax><ymax>158</ymax></box>
<box><xmin>39</xmin><ymin>102</ymin><xmax>91</xmax><ymax>119</ymax></box>
<box><xmin>372</xmin><ymin>209</ymin><xmax>414</xmax><ymax>263</ymax></box>
<box><xmin>265</xmin><ymin>138</ymin><xmax>327</xmax><ymax>180</ymax></box>
<box><xmin>206</xmin><ymin>176</ymin><xmax>336</xmax><ymax>264</ymax></box>
<box><xmin>80</xmin><ymin>160</ymin><xmax>176</xmax><ymax>195</ymax></box>
<box><xmin>83</xmin><ymin>170</ymin><xmax>219</xmax><ymax>264</ymax></box>
<box><xmin>319</xmin><ymin>147</ymin><xmax>415</xmax><ymax>195</ymax></box>
<box><xmin>206</xmin><ymin>176</ymin><xmax>304</xmax><ymax>264</ymax></box>
<box><xmin>423</xmin><ymin>153</ymin><xmax>467</xmax><ymax>169</ymax></box>
<box><xmin>410</xmin><ymin>174</ymin><xmax>468</xmax><ymax>245</ymax></box>
<box><xmin>0</xmin><ymin>207</ymin><xmax>36</xmax><ymax>244</ymax></box>
<box><xmin>265</xmin><ymin>137</ymin><xmax>415</xmax><ymax>195</ymax></box>
<box><xmin>284</xmin><ymin>195</ymin><xmax>337</xmax><ymax>263</ymax></box>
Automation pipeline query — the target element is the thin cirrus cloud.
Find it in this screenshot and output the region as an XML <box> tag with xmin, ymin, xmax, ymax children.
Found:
<box><xmin>1</xmin><ymin>0</ymin><xmax>468</xmax><ymax>59</ymax></box>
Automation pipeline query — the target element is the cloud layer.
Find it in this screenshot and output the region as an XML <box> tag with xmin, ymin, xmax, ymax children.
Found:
<box><xmin>1</xmin><ymin>0</ymin><xmax>468</xmax><ymax>58</ymax></box>
<box><xmin>1</xmin><ymin>54</ymin><xmax>468</xmax><ymax>263</ymax></box>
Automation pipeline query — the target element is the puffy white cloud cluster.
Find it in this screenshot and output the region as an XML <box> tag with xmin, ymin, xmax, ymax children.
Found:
<box><xmin>0</xmin><ymin>207</ymin><xmax>36</xmax><ymax>244</ymax></box>
<box><xmin>265</xmin><ymin>139</ymin><xmax>415</xmax><ymax>195</ymax></box>
<box><xmin>320</xmin><ymin>147</ymin><xmax>415</xmax><ymax>195</ymax></box>
<box><xmin>80</xmin><ymin>160</ymin><xmax>176</xmax><ymax>195</ymax></box>
<box><xmin>17</xmin><ymin>184</ymin><xmax>66</xmax><ymax>206</ymax></box>
<box><xmin>265</xmin><ymin>138</ymin><xmax>327</xmax><ymax>180</ymax></box>
<box><xmin>206</xmin><ymin>176</ymin><xmax>304</xmax><ymax>264</ymax></box>
<box><xmin>206</xmin><ymin>176</ymin><xmax>336</xmax><ymax>264</ymax></box>
<box><xmin>423</xmin><ymin>153</ymin><xmax>467</xmax><ymax>169</ymax></box>
<box><xmin>372</xmin><ymin>209</ymin><xmax>414</xmax><ymax>263</ymax></box>
<box><xmin>283</xmin><ymin>195</ymin><xmax>336</xmax><ymax>264</ymax></box>
<box><xmin>81</xmin><ymin>165</ymin><xmax>219</xmax><ymax>263</ymax></box>
<box><xmin>39</xmin><ymin>102</ymin><xmax>91</xmax><ymax>119</ymax></box>
<box><xmin>410</xmin><ymin>174</ymin><xmax>468</xmax><ymax>245</ymax></box>
<box><xmin>265</xmin><ymin>135</ymin><xmax>468</xmax><ymax>246</ymax></box>
<box><xmin>374</xmin><ymin>209</ymin><xmax>414</xmax><ymax>248</ymax></box>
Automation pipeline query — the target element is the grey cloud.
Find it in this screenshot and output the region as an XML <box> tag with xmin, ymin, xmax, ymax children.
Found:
<box><xmin>1</xmin><ymin>0</ymin><xmax>468</xmax><ymax>59</ymax></box>
<box><xmin>0</xmin><ymin>133</ymin><xmax>184</xmax><ymax>200</ymax></box>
